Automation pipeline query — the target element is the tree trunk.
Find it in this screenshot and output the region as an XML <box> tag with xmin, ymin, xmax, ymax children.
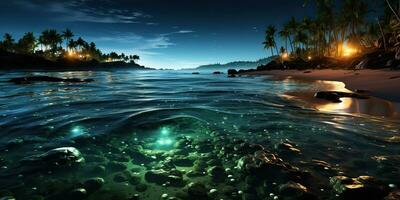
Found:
<box><xmin>386</xmin><ymin>0</ymin><xmax>400</xmax><ymax>21</ymax></box>
<box><xmin>288</xmin><ymin>36</ymin><xmax>294</xmax><ymax>53</ymax></box>
<box><xmin>377</xmin><ymin>18</ymin><xmax>387</xmax><ymax>51</ymax></box>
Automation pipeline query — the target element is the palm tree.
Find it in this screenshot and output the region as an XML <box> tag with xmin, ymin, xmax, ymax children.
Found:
<box><xmin>301</xmin><ymin>17</ymin><xmax>313</xmax><ymax>51</ymax></box>
<box><xmin>265</xmin><ymin>25</ymin><xmax>279</xmax><ymax>55</ymax></box>
<box><xmin>76</xmin><ymin>37</ymin><xmax>87</xmax><ymax>53</ymax></box>
<box><xmin>342</xmin><ymin>0</ymin><xmax>369</xmax><ymax>47</ymax></box>
<box><xmin>130</xmin><ymin>55</ymin><xmax>140</xmax><ymax>63</ymax></box>
<box><xmin>0</xmin><ymin>33</ymin><xmax>15</xmax><ymax>52</ymax></box>
<box><xmin>288</xmin><ymin>17</ymin><xmax>299</xmax><ymax>51</ymax></box>
<box><xmin>62</xmin><ymin>29</ymin><xmax>74</xmax><ymax>52</ymax></box>
<box><xmin>263</xmin><ymin>37</ymin><xmax>276</xmax><ymax>56</ymax></box>
<box><xmin>279</xmin><ymin>29</ymin><xmax>290</xmax><ymax>53</ymax></box>
<box><xmin>68</xmin><ymin>39</ymin><xmax>77</xmax><ymax>53</ymax></box>
<box><xmin>385</xmin><ymin>0</ymin><xmax>400</xmax><ymax>22</ymax></box>
<box><xmin>16</xmin><ymin>32</ymin><xmax>37</xmax><ymax>54</ymax></box>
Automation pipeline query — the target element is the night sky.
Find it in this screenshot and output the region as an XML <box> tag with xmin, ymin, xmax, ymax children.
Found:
<box><xmin>0</xmin><ymin>0</ymin><xmax>317</xmax><ymax>69</ymax></box>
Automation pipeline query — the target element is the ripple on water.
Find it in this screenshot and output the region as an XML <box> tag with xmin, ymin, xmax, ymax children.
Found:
<box><xmin>0</xmin><ymin>71</ymin><xmax>399</xmax><ymax>199</ymax></box>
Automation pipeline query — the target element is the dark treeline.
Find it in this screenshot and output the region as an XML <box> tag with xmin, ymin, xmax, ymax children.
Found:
<box><xmin>263</xmin><ymin>0</ymin><xmax>400</xmax><ymax>60</ymax></box>
<box><xmin>0</xmin><ymin>29</ymin><xmax>140</xmax><ymax>64</ymax></box>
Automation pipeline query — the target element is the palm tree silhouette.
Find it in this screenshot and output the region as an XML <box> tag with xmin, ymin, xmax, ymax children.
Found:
<box><xmin>0</xmin><ymin>33</ymin><xmax>15</xmax><ymax>52</ymax></box>
<box><xmin>62</xmin><ymin>29</ymin><xmax>74</xmax><ymax>52</ymax></box>
<box><xmin>17</xmin><ymin>32</ymin><xmax>37</xmax><ymax>54</ymax></box>
<box><xmin>264</xmin><ymin>25</ymin><xmax>279</xmax><ymax>56</ymax></box>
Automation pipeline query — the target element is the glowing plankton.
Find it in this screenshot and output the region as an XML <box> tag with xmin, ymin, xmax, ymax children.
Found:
<box><xmin>71</xmin><ymin>126</ymin><xmax>85</xmax><ymax>137</ymax></box>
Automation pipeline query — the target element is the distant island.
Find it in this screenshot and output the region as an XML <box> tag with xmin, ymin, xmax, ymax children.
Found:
<box><xmin>0</xmin><ymin>29</ymin><xmax>152</xmax><ymax>71</ymax></box>
<box><xmin>195</xmin><ymin>57</ymin><xmax>276</xmax><ymax>71</ymax></box>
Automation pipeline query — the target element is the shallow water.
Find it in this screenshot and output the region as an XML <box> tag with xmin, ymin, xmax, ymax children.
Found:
<box><xmin>0</xmin><ymin>70</ymin><xmax>399</xmax><ymax>199</ymax></box>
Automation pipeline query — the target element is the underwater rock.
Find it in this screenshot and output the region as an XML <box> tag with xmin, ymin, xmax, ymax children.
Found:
<box><xmin>128</xmin><ymin>194</ymin><xmax>140</xmax><ymax>200</ymax></box>
<box><xmin>207</xmin><ymin>166</ymin><xmax>226</xmax><ymax>182</ymax></box>
<box><xmin>0</xmin><ymin>196</ymin><xmax>16</xmax><ymax>200</ymax></box>
<box><xmin>127</xmin><ymin>147</ymin><xmax>155</xmax><ymax>164</ymax></box>
<box><xmin>278</xmin><ymin>181</ymin><xmax>316</xmax><ymax>200</ymax></box>
<box><xmin>208</xmin><ymin>188</ymin><xmax>218</xmax><ymax>198</ymax></box>
<box><xmin>171</xmin><ymin>155</ymin><xmax>194</xmax><ymax>167</ymax></box>
<box><xmin>144</xmin><ymin>169</ymin><xmax>185</xmax><ymax>187</ymax></box>
<box><xmin>112</xmin><ymin>154</ymin><xmax>130</xmax><ymax>162</ymax></box>
<box><xmin>213</xmin><ymin>71</ymin><xmax>222</xmax><ymax>74</ymax></box>
<box><xmin>69</xmin><ymin>188</ymin><xmax>87</xmax><ymax>199</ymax></box>
<box><xmin>228</xmin><ymin>69</ymin><xmax>238</xmax><ymax>77</ymax></box>
<box><xmin>8</xmin><ymin>76</ymin><xmax>94</xmax><ymax>84</ymax></box>
<box><xmin>135</xmin><ymin>183</ymin><xmax>148</xmax><ymax>192</ymax></box>
<box><xmin>385</xmin><ymin>190</ymin><xmax>400</xmax><ymax>200</ymax></box>
<box><xmin>236</xmin><ymin>150</ymin><xmax>301</xmax><ymax>183</ymax></box>
<box><xmin>114</xmin><ymin>173</ymin><xmax>129</xmax><ymax>183</ymax></box>
<box><xmin>20</xmin><ymin>147</ymin><xmax>84</xmax><ymax>170</ymax></box>
<box><xmin>234</xmin><ymin>142</ymin><xmax>264</xmax><ymax>155</ymax></box>
<box><xmin>106</xmin><ymin>161</ymin><xmax>127</xmax><ymax>172</ymax></box>
<box><xmin>187</xmin><ymin>182</ymin><xmax>207</xmax><ymax>197</ymax></box>
<box><xmin>89</xmin><ymin>165</ymin><xmax>106</xmax><ymax>175</ymax></box>
<box><xmin>129</xmin><ymin>175</ymin><xmax>142</xmax><ymax>185</ymax></box>
<box><xmin>242</xmin><ymin>193</ymin><xmax>258</xmax><ymax>200</ymax></box>
<box><xmin>193</xmin><ymin>158</ymin><xmax>208</xmax><ymax>172</ymax></box>
<box><xmin>194</xmin><ymin>140</ymin><xmax>214</xmax><ymax>153</ymax></box>
<box><xmin>275</xmin><ymin>142</ymin><xmax>301</xmax><ymax>156</ymax></box>
<box><xmin>85</xmin><ymin>154</ymin><xmax>106</xmax><ymax>163</ymax></box>
<box><xmin>330</xmin><ymin>175</ymin><xmax>389</xmax><ymax>200</ymax></box>
<box><xmin>83</xmin><ymin>177</ymin><xmax>104</xmax><ymax>192</ymax></box>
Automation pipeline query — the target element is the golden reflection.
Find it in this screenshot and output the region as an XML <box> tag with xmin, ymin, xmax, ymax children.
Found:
<box><xmin>281</xmin><ymin>78</ymin><xmax>400</xmax><ymax>119</ymax></box>
<box><xmin>315</xmin><ymin>80</ymin><xmax>354</xmax><ymax>112</ymax></box>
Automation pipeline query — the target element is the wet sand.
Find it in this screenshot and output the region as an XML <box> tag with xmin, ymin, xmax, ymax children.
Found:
<box><xmin>244</xmin><ymin>69</ymin><xmax>400</xmax><ymax>119</ymax></box>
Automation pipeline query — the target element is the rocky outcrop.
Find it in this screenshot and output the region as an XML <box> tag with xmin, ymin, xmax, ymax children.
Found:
<box><xmin>20</xmin><ymin>147</ymin><xmax>85</xmax><ymax>170</ymax></box>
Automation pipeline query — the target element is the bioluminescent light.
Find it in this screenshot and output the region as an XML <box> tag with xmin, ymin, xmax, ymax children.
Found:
<box><xmin>161</xmin><ymin>127</ymin><xmax>169</xmax><ymax>135</ymax></box>
<box><xmin>71</xmin><ymin>126</ymin><xmax>85</xmax><ymax>137</ymax></box>
<box><xmin>157</xmin><ymin>138</ymin><xmax>173</xmax><ymax>146</ymax></box>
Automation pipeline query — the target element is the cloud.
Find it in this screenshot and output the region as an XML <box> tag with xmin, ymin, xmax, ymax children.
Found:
<box><xmin>13</xmin><ymin>0</ymin><xmax>151</xmax><ymax>24</ymax></box>
<box><xmin>161</xmin><ymin>30</ymin><xmax>195</xmax><ymax>36</ymax></box>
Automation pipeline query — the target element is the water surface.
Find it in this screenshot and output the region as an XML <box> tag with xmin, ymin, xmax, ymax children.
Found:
<box><xmin>0</xmin><ymin>70</ymin><xmax>399</xmax><ymax>199</ymax></box>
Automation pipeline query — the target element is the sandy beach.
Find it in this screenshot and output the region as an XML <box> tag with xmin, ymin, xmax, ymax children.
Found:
<box><xmin>245</xmin><ymin>69</ymin><xmax>400</xmax><ymax>102</ymax></box>
<box><xmin>243</xmin><ymin>69</ymin><xmax>400</xmax><ymax>118</ymax></box>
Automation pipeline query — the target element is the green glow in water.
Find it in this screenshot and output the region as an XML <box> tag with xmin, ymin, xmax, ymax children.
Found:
<box><xmin>71</xmin><ymin>126</ymin><xmax>84</xmax><ymax>137</ymax></box>
<box><xmin>161</xmin><ymin>127</ymin><xmax>169</xmax><ymax>135</ymax></box>
<box><xmin>157</xmin><ymin>138</ymin><xmax>173</xmax><ymax>146</ymax></box>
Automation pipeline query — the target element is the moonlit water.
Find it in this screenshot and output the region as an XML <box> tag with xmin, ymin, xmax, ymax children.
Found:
<box><xmin>0</xmin><ymin>70</ymin><xmax>399</xmax><ymax>199</ymax></box>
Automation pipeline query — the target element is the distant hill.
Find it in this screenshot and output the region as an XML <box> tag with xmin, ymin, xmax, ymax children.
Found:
<box><xmin>195</xmin><ymin>57</ymin><xmax>276</xmax><ymax>71</ymax></box>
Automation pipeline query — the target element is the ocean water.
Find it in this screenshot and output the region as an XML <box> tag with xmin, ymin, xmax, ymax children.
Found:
<box><xmin>0</xmin><ymin>70</ymin><xmax>399</xmax><ymax>200</ymax></box>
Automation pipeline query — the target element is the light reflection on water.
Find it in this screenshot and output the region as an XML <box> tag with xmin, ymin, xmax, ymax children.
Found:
<box><xmin>282</xmin><ymin>78</ymin><xmax>400</xmax><ymax>119</ymax></box>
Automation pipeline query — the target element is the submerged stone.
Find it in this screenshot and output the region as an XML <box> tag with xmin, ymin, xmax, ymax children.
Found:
<box><xmin>207</xmin><ymin>166</ymin><xmax>226</xmax><ymax>182</ymax></box>
<box><xmin>135</xmin><ymin>183</ymin><xmax>148</xmax><ymax>192</ymax></box>
<box><xmin>20</xmin><ymin>147</ymin><xmax>84</xmax><ymax>170</ymax></box>
<box><xmin>83</xmin><ymin>177</ymin><xmax>104</xmax><ymax>192</ymax></box>
<box><xmin>145</xmin><ymin>169</ymin><xmax>184</xmax><ymax>187</ymax></box>
<box><xmin>278</xmin><ymin>181</ymin><xmax>316</xmax><ymax>200</ymax></box>
<box><xmin>330</xmin><ymin>175</ymin><xmax>389</xmax><ymax>200</ymax></box>
<box><xmin>69</xmin><ymin>188</ymin><xmax>87</xmax><ymax>199</ymax></box>
<box><xmin>106</xmin><ymin>161</ymin><xmax>127</xmax><ymax>172</ymax></box>
<box><xmin>187</xmin><ymin>182</ymin><xmax>207</xmax><ymax>197</ymax></box>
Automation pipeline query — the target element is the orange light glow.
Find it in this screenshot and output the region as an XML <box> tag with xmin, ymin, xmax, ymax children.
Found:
<box><xmin>308</xmin><ymin>56</ymin><xmax>312</xmax><ymax>60</ymax></box>
<box><xmin>281</xmin><ymin>52</ymin><xmax>289</xmax><ymax>59</ymax></box>
<box><xmin>343</xmin><ymin>43</ymin><xmax>358</xmax><ymax>57</ymax></box>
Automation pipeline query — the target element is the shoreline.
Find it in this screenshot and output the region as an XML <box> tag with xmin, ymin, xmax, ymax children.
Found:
<box><xmin>243</xmin><ymin>69</ymin><xmax>400</xmax><ymax>103</ymax></box>
<box><xmin>242</xmin><ymin>69</ymin><xmax>400</xmax><ymax>119</ymax></box>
